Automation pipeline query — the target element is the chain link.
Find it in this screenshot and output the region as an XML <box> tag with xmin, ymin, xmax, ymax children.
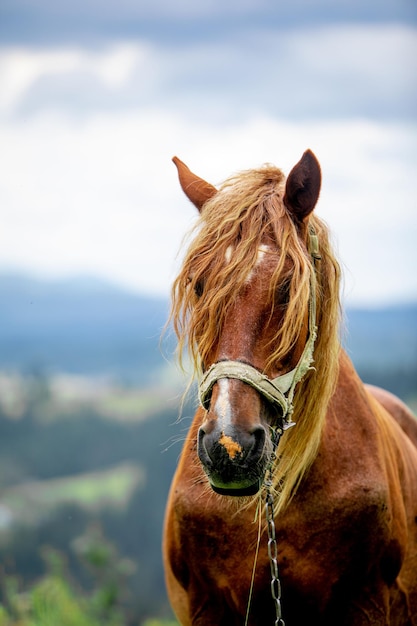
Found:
<box><xmin>264</xmin><ymin>427</ymin><xmax>285</xmax><ymax>626</ymax></box>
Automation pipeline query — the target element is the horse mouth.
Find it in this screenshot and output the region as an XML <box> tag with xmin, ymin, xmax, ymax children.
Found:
<box><xmin>199</xmin><ymin>453</ymin><xmax>267</xmax><ymax>497</ymax></box>
<box><xmin>209</xmin><ymin>479</ymin><xmax>262</xmax><ymax>497</ymax></box>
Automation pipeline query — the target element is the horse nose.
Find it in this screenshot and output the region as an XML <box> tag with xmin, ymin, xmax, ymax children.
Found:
<box><xmin>199</xmin><ymin>424</ymin><xmax>266</xmax><ymax>464</ymax></box>
<box><xmin>197</xmin><ymin>423</ymin><xmax>267</xmax><ymax>495</ymax></box>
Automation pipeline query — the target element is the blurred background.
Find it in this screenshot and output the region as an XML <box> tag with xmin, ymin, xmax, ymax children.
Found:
<box><xmin>0</xmin><ymin>1</ymin><xmax>416</xmax><ymax>624</ymax></box>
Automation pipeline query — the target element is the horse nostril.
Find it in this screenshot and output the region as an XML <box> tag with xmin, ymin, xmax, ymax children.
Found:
<box><xmin>246</xmin><ymin>426</ymin><xmax>267</xmax><ymax>462</ymax></box>
<box><xmin>251</xmin><ymin>425</ymin><xmax>266</xmax><ymax>448</ymax></box>
<box><xmin>198</xmin><ymin>427</ymin><xmax>214</xmax><ymax>468</ymax></box>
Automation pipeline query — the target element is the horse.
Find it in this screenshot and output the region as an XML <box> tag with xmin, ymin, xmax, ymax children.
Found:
<box><xmin>163</xmin><ymin>150</ymin><xmax>417</xmax><ymax>625</ymax></box>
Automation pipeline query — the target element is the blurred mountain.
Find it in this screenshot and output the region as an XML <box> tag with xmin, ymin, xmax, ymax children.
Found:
<box><xmin>0</xmin><ymin>273</ymin><xmax>171</xmax><ymax>384</ymax></box>
<box><xmin>0</xmin><ymin>272</ymin><xmax>416</xmax><ymax>396</ymax></box>
<box><xmin>344</xmin><ymin>305</ymin><xmax>417</xmax><ymax>399</ymax></box>
<box><xmin>345</xmin><ymin>306</ymin><xmax>417</xmax><ymax>369</ymax></box>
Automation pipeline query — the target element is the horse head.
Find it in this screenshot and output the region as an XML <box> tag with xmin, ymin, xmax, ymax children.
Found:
<box><xmin>172</xmin><ymin>151</ymin><xmax>323</xmax><ymax>497</ymax></box>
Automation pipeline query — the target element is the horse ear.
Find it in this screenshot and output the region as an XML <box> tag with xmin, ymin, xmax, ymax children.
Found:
<box><xmin>172</xmin><ymin>156</ymin><xmax>217</xmax><ymax>212</ymax></box>
<box><xmin>284</xmin><ymin>149</ymin><xmax>321</xmax><ymax>223</ymax></box>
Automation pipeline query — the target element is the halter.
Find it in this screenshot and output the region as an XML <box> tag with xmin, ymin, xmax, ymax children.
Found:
<box><xmin>198</xmin><ymin>228</ymin><xmax>321</xmax><ymax>426</ymax></box>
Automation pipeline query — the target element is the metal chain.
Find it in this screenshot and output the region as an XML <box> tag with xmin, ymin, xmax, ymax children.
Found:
<box><xmin>264</xmin><ymin>426</ymin><xmax>285</xmax><ymax>626</ymax></box>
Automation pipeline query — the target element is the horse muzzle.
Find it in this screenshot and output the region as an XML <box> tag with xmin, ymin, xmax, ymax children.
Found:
<box><xmin>197</xmin><ymin>423</ymin><xmax>269</xmax><ymax>496</ymax></box>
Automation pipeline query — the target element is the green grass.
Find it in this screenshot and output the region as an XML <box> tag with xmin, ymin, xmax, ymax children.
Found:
<box><xmin>0</xmin><ymin>371</ymin><xmax>182</xmax><ymax>423</ymax></box>
<box><xmin>0</xmin><ymin>546</ymin><xmax>178</xmax><ymax>626</ymax></box>
<box><xmin>1</xmin><ymin>463</ymin><xmax>143</xmax><ymax>529</ymax></box>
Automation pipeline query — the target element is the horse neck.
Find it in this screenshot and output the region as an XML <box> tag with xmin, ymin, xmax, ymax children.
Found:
<box><xmin>271</xmin><ymin>338</ymin><xmax>342</xmax><ymax>515</ymax></box>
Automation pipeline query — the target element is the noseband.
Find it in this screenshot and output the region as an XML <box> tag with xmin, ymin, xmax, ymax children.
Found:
<box><xmin>199</xmin><ymin>229</ymin><xmax>321</xmax><ymax>427</ymax></box>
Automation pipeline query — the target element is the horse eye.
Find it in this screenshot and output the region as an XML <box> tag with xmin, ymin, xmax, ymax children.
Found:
<box><xmin>194</xmin><ymin>279</ymin><xmax>204</xmax><ymax>298</ymax></box>
<box><xmin>277</xmin><ymin>279</ymin><xmax>291</xmax><ymax>305</ymax></box>
<box><xmin>187</xmin><ymin>276</ymin><xmax>205</xmax><ymax>298</ymax></box>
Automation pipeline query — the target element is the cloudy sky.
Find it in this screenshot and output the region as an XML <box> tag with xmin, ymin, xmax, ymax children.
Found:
<box><xmin>0</xmin><ymin>0</ymin><xmax>416</xmax><ymax>306</ymax></box>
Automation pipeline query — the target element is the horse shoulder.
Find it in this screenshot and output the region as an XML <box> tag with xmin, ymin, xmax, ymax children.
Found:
<box><xmin>366</xmin><ymin>383</ymin><xmax>417</xmax><ymax>448</ymax></box>
<box><xmin>330</xmin><ymin>361</ymin><xmax>417</xmax><ymax>558</ymax></box>
<box><xmin>279</xmin><ymin>386</ymin><xmax>392</xmax><ymax>585</ymax></box>
<box><xmin>276</xmin><ymin>356</ymin><xmax>417</xmax><ymax>622</ymax></box>
<box><xmin>363</xmin><ymin>385</ymin><xmax>417</xmax><ymax>527</ymax></box>
<box><xmin>365</xmin><ymin>386</ymin><xmax>417</xmax><ymax>620</ymax></box>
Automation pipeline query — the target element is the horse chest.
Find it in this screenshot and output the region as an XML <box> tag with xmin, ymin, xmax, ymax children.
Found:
<box><xmin>173</xmin><ymin>492</ymin><xmax>261</xmax><ymax>578</ymax></box>
<box><xmin>168</xmin><ymin>481</ymin><xmax>397</xmax><ymax>625</ymax></box>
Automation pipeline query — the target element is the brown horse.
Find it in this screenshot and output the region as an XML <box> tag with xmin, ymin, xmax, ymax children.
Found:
<box><xmin>163</xmin><ymin>150</ymin><xmax>417</xmax><ymax>625</ymax></box>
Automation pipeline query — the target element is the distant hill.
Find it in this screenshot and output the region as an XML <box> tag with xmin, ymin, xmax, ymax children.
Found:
<box><xmin>0</xmin><ymin>273</ymin><xmax>170</xmax><ymax>384</ymax></box>
<box><xmin>345</xmin><ymin>306</ymin><xmax>417</xmax><ymax>369</ymax></box>
<box><xmin>344</xmin><ymin>305</ymin><xmax>417</xmax><ymax>400</ymax></box>
<box><xmin>0</xmin><ymin>272</ymin><xmax>416</xmax><ymax>397</ymax></box>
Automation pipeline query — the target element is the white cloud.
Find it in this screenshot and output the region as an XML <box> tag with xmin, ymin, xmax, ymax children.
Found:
<box><xmin>0</xmin><ymin>43</ymin><xmax>148</xmax><ymax>114</ymax></box>
<box><xmin>0</xmin><ymin>108</ymin><xmax>415</xmax><ymax>304</ymax></box>
<box><xmin>0</xmin><ymin>25</ymin><xmax>416</xmax><ymax>305</ymax></box>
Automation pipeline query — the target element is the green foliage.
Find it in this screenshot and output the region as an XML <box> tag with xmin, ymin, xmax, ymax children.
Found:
<box><xmin>0</xmin><ymin>533</ymin><xmax>179</xmax><ymax>626</ymax></box>
<box><xmin>0</xmin><ymin>538</ymin><xmax>131</xmax><ymax>626</ymax></box>
<box><xmin>0</xmin><ymin>571</ymin><xmax>179</xmax><ymax>626</ymax></box>
<box><xmin>0</xmin><ymin>378</ymin><xmax>183</xmax><ymax>622</ymax></box>
<box><xmin>0</xmin><ymin>516</ymin><xmax>179</xmax><ymax>625</ymax></box>
<box><xmin>0</xmin><ymin>573</ymin><xmax>108</xmax><ymax>626</ymax></box>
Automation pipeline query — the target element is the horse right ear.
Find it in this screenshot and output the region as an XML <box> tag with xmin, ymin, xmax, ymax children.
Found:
<box><xmin>284</xmin><ymin>149</ymin><xmax>321</xmax><ymax>224</ymax></box>
<box><xmin>172</xmin><ymin>156</ymin><xmax>217</xmax><ymax>212</ymax></box>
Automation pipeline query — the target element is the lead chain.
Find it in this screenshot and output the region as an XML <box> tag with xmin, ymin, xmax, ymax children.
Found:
<box><xmin>265</xmin><ymin>427</ymin><xmax>285</xmax><ymax>626</ymax></box>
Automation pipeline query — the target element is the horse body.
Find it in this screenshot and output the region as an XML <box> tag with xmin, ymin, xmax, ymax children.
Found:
<box><xmin>163</xmin><ymin>152</ymin><xmax>417</xmax><ymax>625</ymax></box>
<box><xmin>165</xmin><ymin>352</ymin><xmax>417</xmax><ymax>625</ymax></box>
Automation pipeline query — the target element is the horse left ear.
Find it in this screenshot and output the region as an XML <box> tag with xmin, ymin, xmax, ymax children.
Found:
<box><xmin>284</xmin><ymin>149</ymin><xmax>321</xmax><ymax>224</ymax></box>
<box><xmin>172</xmin><ymin>156</ymin><xmax>218</xmax><ymax>212</ymax></box>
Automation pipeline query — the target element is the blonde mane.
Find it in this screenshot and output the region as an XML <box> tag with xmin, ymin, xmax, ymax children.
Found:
<box><xmin>170</xmin><ymin>164</ymin><xmax>341</xmax><ymax>514</ymax></box>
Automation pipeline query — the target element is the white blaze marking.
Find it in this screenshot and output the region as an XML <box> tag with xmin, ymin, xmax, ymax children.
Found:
<box><xmin>225</xmin><ymin>246</ymin><xmax>232</xmax><ymax>263</ymax></box>
<box><xmin>214</xmin><ymin>379</ymin><xmax>243</xmax><ymax>457</ymax></box>
<box><xmin>214</xmin><ymin>378</ymin><xmax>232</xmax><ymax>429</ymax></box>
<box><xmin>257</xmin><ymin>243</ymin><xmax>269</xmax><ymax>261</ymax></box>
<box><xmin>245</xmin><ymin>243</ymin><xmax>270</xmax><ymax>283</ymax></box>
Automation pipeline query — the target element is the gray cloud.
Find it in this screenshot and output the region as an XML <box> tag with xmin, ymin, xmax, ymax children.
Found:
<box><xmin>0</xmin><ymin>0</ymin><xmax>415</xmax><ymax>46</ymax></box>
<box><xmin>6</xmin><ymin>24</ymin><xmax>416</xmax><ymax>124</ymax></box>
